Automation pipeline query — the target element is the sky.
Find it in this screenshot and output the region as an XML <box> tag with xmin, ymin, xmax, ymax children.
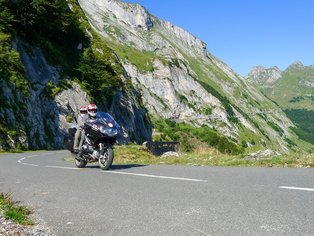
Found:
<box><xmin>123</xmin><ymin>0</ymin><xmax>314</xmax><ymax>76</ymax></box>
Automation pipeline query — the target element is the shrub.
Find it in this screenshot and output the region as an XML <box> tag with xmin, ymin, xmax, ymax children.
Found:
<box><xmin>152</xmin><ymin>118</ymin><xmax>244</xmax><ymax>154</ymax></box>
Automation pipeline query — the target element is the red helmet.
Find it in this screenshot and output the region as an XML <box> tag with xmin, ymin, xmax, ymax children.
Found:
<box><xmin>79</xmin><ymin>105</ymin><xmax>87</xmax><ymax>118</ymax></box>
<box><xmin>79</xmin><ymin>105</ymin><xmax>87</xmax><ymax>114</ymax></box>
<box><xmin>87</xmin><ymin>103</ymin><xmax>98</xmax><ymax>117</ymax></box>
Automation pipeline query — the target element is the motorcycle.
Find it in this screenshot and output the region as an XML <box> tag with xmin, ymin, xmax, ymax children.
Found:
<box><xmin>66</xmin><ymin>112</ymin><xmax>120</xmax><ymax>170</ymax></box>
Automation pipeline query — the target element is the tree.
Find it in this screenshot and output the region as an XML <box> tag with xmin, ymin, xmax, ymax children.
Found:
<box><xmin>11</xmin><ymin>0</ymin><xmax>76</xmax><ymax>42</ymax></box>
<box><xmin>0</xmin><ymin>0</ymin><xmax>15</xmax><ymax>32</ymax></box>
<box><xmin>77</xmin><ymin>48</ymin><xmax>123</xmax><ymax>100</ymax></box>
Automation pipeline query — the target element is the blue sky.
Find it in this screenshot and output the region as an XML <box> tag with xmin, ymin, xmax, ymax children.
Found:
<box><xmin>123</xmin><ymin>0</ymin><xmax>314</xmax><ymax>76</ymax></box>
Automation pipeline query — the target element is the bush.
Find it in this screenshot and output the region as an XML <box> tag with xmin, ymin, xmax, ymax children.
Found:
<box><xmin>0</xmin><ymin>34</ymin><xmax>29</xmax><ymax>97</ymax></box>
<box><xmin>152</xmin><ymin>118</ymin><xmax>244</xmax><ymax>154</ymax></box>
<box><xmin>284</xmin><ymin>109</ymin><xmax>314</xmax><ymax>145</ymax></box>
<box><xmin>180</xmin><ymin>134</ymin><xmax>194</xmax><ymax>152</ymax></box>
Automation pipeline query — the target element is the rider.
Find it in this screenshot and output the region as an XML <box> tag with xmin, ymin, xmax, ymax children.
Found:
<box><xmin>87</xmin><ymin>103</ymin><xmax>98</xmax><ymax>121</ymax></box>
<box><xmin>73</xmin><ymin>105</ymin><xmax>88</xmax><ymax>153</ymax></box>
<box><xmin>77</xmin><ymin>103</ymin><xmax>98</xmax><ymax>156</ymax></box>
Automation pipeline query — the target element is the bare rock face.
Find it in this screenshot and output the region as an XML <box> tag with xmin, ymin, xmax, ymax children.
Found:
<box><xmin>78</xmin><ymin>0</ymin><xmax>207</xmax><ymax>57</ymax></box>
<box><xmin>0</xmin><ymin>39</ymin><xmax>66</xmax><ymax>149</ymax></box>
<box><xmin>123</xmin><ymin>61</ymin><xmax>227</xmax><ymax>126</ymax></box>
<box><xmin>78</xmin><ymin>0</ymin><xmax>153</xmax><ymax>31</ymax></box>
<box><xmin>110</xmin><ymin>91</ymin><xmax>152</xmax><ymax>144</ymax></box>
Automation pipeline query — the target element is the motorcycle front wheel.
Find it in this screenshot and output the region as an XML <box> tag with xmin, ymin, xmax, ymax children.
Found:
<box><xmin>71</xmin><ymin>152</ymin><xmax>87</xmax><ymax>168</ymax></box>
<box><xmin>73</xmin><ymin>153</ymin><xmax>87</xmax><ymax>168</ymax></box>
<box><xmin>75</xmin><ymin>157</ymin><xmax>87</xmax><ymax>168</ymax></box>
<box><xmin>99</xmin><ymin>147</ymin><xmax>114</xmax><ymax>170</ymax></box>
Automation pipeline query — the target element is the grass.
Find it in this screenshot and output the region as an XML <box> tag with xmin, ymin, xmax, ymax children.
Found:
<box><xmin>0</xmin><ymin>149</ymin><xmax>24</xmax><ymax>154</ymax></box>
<box><xmin>113</xmin><ymin>145</ymin><xmax>314</xmax><ymax>168</ymax></box>
<box><xmin>106</xmin><ymin>41</ymin><xmax>156</xmax><ymax>72</ymax></box>
<box><xmin>0</xmin><ymin>193</ymin><xmax>34</xmax><ymax>225</ymax></box>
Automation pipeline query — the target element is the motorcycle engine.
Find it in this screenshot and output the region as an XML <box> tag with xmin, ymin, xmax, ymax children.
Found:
<box><xmin>92</xmin><ymin>150</ymin><xmax>100</xmax><ymax>159</ymax></box>
<box><xmin>82</xmin><ymin>145</ymin><xmax>93</xmax><ymax>154</ymax></box>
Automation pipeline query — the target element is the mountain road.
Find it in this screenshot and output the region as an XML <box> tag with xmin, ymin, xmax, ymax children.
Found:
<box><xmin>0</xmin><ymin>151</ymin><xmax>313</xmax><ymax>235</ymax></box>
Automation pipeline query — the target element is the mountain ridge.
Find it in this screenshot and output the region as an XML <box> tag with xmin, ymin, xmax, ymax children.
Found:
<box><xmin>246</xmin><ymin>61</ymin><xmax>314</xmax><ymax>145</ymax></box>
<box><xmin>246</xmin><ymin>62</ymin><xmax>314</xmax><ymax>110</ymax></box>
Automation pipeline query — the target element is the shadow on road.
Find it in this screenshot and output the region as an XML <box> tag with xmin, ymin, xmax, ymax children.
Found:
<box><xmin>111</xmin><ymin>164</ymin><xmax>147</xmax><ymax>170</ymax></box>
<box><xmin>83</xmin><ymin>164</ymin><xmax>147</xmax><ymax>170</ymax></box>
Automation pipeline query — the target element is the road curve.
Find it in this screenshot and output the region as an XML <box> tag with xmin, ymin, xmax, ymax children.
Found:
<box><xmin>0</xmin><ymin>151</ymin><xmax>313</xmax><ymax>236</ymax></box>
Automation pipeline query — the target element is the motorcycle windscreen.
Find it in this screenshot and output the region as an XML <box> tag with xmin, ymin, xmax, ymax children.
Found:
<box><xmin>95</xmin><ymin>112</ymin><xmax>119</xmax><ymax>129</ymax></box>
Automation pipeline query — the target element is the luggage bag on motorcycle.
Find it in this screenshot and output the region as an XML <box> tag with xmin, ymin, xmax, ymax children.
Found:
<box><xmin>65</xmin><ymin>124</ymin><xmax>77</xmax><ymax>152</ymax></box>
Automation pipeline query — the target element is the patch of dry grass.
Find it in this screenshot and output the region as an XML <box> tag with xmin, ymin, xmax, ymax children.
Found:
<box><xmin>63</xmin><ymin>145</ymin><xmax>313</xmax><ymax>168</ymax></box>
<box><xmin>0</xmin><ymin>193</ymin><xmax>33</xmax><ymax>225</ymax></box>
<box><xmin>114</xmin><ymin>145</ymin><xmax>314</xmax><ymax>168</ymax></box>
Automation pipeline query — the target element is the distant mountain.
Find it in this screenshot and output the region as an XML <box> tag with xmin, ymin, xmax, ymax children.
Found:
<box><xmin>246</xmin><ymin>66</ymin><xmax>282</xmax><ymax>86</ymax></box>
<box><xmin>246</xmin><ymin>62</ymin><xmax>314</xmax><ymax>144</ymax></box>
<box><xmin>247</xmin><ymin>61</ymin><xmax>314</xmax><ymax>110</ymax></box>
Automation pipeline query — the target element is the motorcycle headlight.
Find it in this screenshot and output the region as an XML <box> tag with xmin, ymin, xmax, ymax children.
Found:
<box><xmin>100</xmin><ymin>127</ymin><xmax>118</xmax><ymax>136</ymax></box>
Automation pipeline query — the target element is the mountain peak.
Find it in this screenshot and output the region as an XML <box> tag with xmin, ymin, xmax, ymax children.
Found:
<box><xmin>286</xmin><ymin>60</ymin><xmax>304</xmax><ymax>71</ymax></box>
<box><xmin>291</xmin><ymin>60</ymin><xmax>303</xmax><ymax>66</ymax></box>
<box><xmin>246</xmin><ymin>66</ymin><xmax>282</xmax><ymax>84</ymax></box>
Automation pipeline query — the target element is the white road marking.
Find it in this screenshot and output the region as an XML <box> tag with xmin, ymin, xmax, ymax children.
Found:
<box><xmin>45</xmin><ymin>165</ymin><xmax>80</xmax><ymax>170</ymax></box>
<box><xmin>104</xmin><ymin>171</ymin><xmax>207</xmax><ymax>182</ymax></box>
<box><xmin>18</xmin><ymin>155</ymin><xmax>39</xmax><ymax>166</ymax></box>
<box><xmin>17</xmin><ymin>157</ymin><xmax>25</xmax><ymax>163</ymax></box>
<box><xmin>21</xmin><ymin>163</ymin><xmax>39</xmax><ymax>167</ymax></box>
<box><xmin>18</xmin><ymin>154</ymin><xmax>79</xmax><ymax>170</ymax></box>
<box><xmin>280</xmin><ymin>186</ymin><xmax>314</xmax><ymax>192</ymax></box>
<box><xmin>18</xmin><ymin>154</ymin><xmax>205</xmax><ymax>182</ymax></box>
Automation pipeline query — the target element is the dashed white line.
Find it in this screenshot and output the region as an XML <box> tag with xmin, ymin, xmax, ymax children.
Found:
<box><xmin>280</xmin><ymin>186</ymin><xmax>314</xmax><ymax>192</ymax></box>
<box><xmin>45</xmin><ymin>165</ymin><xmax>80</xmax><ymax>170</ymax></box>
<box><xmin>21</xmin><ymin>163</ymin><xmax>39</xmax><ymax>167</ymax></box>
<box><xmin>104</xmin><ymin>171</ymin><xmax>208</xmax><ymax>182</ymax></box>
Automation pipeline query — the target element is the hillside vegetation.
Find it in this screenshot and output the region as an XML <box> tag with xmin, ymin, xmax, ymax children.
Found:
<box><xmin>247</xmin><ymin>63</ymin><xmax>314</xmax><ymax>146</ymax></box>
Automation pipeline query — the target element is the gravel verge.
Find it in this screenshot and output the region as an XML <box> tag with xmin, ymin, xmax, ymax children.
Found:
<box><xmin>0</xmin><ymin>210</ymin><xmax>55</xmax><ymax>236</ymax></box>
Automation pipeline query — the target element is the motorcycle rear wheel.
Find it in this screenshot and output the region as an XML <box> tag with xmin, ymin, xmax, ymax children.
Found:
<box><xmin>99</xmin><ymin>147</ymin><xmax>114</xmax><ymax>170</ymax></box>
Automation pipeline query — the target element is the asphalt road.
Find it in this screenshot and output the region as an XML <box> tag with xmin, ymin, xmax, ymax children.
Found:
<box><xmin>0</xmin><ymin>150</ymin><xmax>313</xmax><ymax>236</ymax></box>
